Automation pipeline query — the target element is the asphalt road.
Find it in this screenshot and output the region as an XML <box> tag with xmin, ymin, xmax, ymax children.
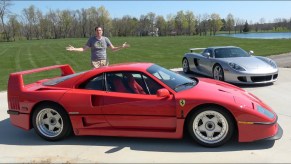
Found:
<box><xmin>269</xmin><ymin>52</ymin><xmax>291</xmax><ymax>68</ymax></box>
<box><xmin>0</xmin><ymin>68</ymin><xmax>291</xmax><ymax>163</ymax></box>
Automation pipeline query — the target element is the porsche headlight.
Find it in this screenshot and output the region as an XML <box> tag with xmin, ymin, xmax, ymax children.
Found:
<box><xmin>258</xmin><ymin>57</ymin><xmax>277</xmax><ymax>69</ymax></box>
<box><xmin>229</xmin><ymin>63</ymin><xmax>246</xmax><ymax>71</ymax></box>
<box><xmin>269</xmin><ymin>60</ymin><xmax>277</xmax><ymax>68</ymax></box>
<box><xmin>257</xmin><ymin>105</ymin><xmax>275</xmax><ymax>119</ymax></box>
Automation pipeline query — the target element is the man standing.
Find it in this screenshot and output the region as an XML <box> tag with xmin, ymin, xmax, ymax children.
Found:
<box><xmin>66</xmin><ymin>26</ymin><xmax>129</xmax><ymax>68</ymax></box>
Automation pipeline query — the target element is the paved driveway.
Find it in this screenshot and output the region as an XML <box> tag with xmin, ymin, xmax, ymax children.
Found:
<box><xmin>0</xmin><ymin>68</ymin><xmax>290</xmax><ymax>163</ymax></box>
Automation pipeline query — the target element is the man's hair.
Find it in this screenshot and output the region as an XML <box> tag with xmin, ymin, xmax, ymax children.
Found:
<box><xmin>95</xmin><ymin>26</ymin><xmax>103</xmax><ymax>31</ymax></box>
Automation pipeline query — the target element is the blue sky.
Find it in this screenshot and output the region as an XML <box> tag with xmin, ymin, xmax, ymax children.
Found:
<box><xmin>9</xmin><ymin>1</ymin><xmax>291</xmax><ymax>23</ymax></box>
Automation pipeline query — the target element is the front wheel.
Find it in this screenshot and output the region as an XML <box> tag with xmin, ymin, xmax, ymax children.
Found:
<box><xmin>188</xmin><ymin>106</ymin><xmax>234</xmax><ymax>147</ymax></box>
<box><xmin>182</xmin><ymin>58</ymin><xmax>190</xmax><ymax>74</ymax></box>
<box><xmin>32</xmin><ymin>103</ymin><xmax>72</xmax><ymax>141</ymax></box>
<box><xmin>213</xmin><ymin>64</ymin><xmax>224</xmax><ymax>81</ymax></box>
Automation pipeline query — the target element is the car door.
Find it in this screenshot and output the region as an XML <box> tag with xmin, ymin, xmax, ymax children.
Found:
<box><xmin>102</xmin><ymin>71</ymin><xmax>177</xmax><ymax>131</ymax></box>
<box><xmin>198</xmin><ymin>49</ymin><xmax>215</xmax><ymax>76</ymax></box>
<box><xmin>61</xmin><ymin>73</ymin><xmax>105</xmax><ymax>115</ymax></box>
<box><xmin>59</xmin><ymin>73</ymin><xmax>111</xmax><ymax>128</ymax></box>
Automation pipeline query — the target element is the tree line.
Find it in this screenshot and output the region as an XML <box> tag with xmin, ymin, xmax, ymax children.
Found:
<box><xmin>1</xmin><ymin>0</ymin><xmax>291</xmax><ymax>42</ymax></box>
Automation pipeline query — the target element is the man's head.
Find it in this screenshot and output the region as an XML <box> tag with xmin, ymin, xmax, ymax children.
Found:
<box><xmin>95</xmin><ymin>26</ymin><xmax>103</xmax><ymax>37</ymax></box>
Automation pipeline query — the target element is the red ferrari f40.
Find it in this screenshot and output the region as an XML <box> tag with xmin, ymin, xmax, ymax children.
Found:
<box><xmin>7</xmin><ymin>63</ymin><xmax>282</xmax><ymax>147</ymax></box>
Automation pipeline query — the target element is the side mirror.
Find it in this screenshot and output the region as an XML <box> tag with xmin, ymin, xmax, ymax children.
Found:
<box><xmin>157</xmin><ymin>88</ymin><xmax>170</xmax><ymax>98</ymax></box>
<box><xmin>203</xmin><ymin>52</ymin><xmax>210</xmax><ymax>58</ymax></box>
<box><xmin>249</xmin><ymin>50</ymin><xmax>254</xmax><ymax>55</ymax></box>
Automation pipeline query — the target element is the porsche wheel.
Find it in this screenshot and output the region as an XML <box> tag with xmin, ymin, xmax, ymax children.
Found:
<box><xmin>32</xmin><ymin>103</ymin><xmax>72</xmax><ymax>141</ymax></box>
<box><xmin>213</xmin><ymin>64</ymin><xmax>224</xmax><ymax>81</ymax></box>
<box><xmin>188</xmin><ymin>106</ymin><xmax>234</xmax><ymax>147</ymax></box>
<box><xmin>182</xmin><ymin>58</ymin><xmax>190</xmax><ymax>73</ymax></box>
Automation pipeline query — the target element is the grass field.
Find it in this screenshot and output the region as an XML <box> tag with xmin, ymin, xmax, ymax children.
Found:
<box><xmin>1</xmin><ymin>36</ymin><xmax>291</xmax><ymax>91</ymax></box>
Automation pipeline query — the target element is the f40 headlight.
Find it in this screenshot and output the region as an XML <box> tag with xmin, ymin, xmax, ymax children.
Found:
<box><xmin>257</xmin><ymin>105</ymin><xmax>275</xmax><ymax>119</ymax></box>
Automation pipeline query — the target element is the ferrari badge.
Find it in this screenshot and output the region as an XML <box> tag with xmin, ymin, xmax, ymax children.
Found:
<box><xmin>179</xmin><ymin>99</ymin><xmax>186</xmax><ymax>107</ymax></box>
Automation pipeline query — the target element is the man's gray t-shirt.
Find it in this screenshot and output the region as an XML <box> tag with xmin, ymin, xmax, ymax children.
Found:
<box><xmin>86</xmin><ymin>36</ymin><xmax>112</xmax><ymax>60</ymax></box>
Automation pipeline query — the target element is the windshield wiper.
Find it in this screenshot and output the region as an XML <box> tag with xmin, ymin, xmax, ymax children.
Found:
<box><xmin>174</xmin><ymin>82</ymin><xmax>194</xmax><ymax>90</ymax></box>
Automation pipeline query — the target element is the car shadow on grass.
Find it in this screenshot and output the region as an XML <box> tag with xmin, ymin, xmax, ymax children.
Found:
<box><xmin>0</xmin><ymin>118</ymin><xmax>275</xmax><ymax>153</ymax></box>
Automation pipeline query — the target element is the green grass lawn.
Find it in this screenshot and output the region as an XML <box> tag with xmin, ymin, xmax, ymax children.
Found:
<box><xmin>1</xmin><ymin>36</ymin><xmax>291</xmax><ymax>91</ymax></box>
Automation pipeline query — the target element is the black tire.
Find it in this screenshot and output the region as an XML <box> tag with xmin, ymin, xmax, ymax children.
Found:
<box><xmin>188</xmin><ymin>106</ymin><xmax>234</xmax><ymax>147</ymax></box>
<box><xmin>182</xmin><ymin>58</ymin><xmax>190</xmax><ymax>74</ymax></box>
<box><xmin>32</xmin><ymin>103</ymin><xmax>72</xmax><ymax>141</ymax></box>
<box><xmin>213</xmin><ymin>64</ymin><xmax>224</xmax><ymax>81</ymax></box>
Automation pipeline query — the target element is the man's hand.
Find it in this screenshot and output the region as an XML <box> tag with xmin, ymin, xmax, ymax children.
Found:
<box><xmin>122</xmin><ymin>42</ymin><xmax>130</xmax><ymax>48</ymax></box>
<box><xmin>66</xmin><ymin>45</ymin><xmax>75</xmax><ymax>51</ymax></box>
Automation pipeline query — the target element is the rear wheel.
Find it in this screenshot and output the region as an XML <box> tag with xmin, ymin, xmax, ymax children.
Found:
<box><xmin>182</xmin><ymin>58</ymin><xmax>190</xmax><ymax>73</ymax></box>
<box><xmin>32</xmin><ymin>103</ymin><xmax>72</xmax><ymax>141</ymax></box>
<box><xmin>213</xmin><ymin>64</ymin><xmax>224</xmax><ymax>81</ymax></box>
<box><xmin>188</xmin><ymin>106</ymin><xmax>234</xmax><ymax>147</ymax></box>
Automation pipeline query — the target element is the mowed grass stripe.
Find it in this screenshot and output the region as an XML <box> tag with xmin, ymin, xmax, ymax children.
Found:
<box><xmin>47</xmin><ymin>43</ymin><xmax>82</xmax><ymax>69</ymax></box>
<box><xmin>57</xmin><ymin>40</ymin><xmax>95</xmax><ymax>71</ymax></box>
<box><xmin>27</xmin><ymin>46</ymin><xmax>38</xmax><ymax>68</ymax></box>
<box><xmin>38</xmin><ymin>43</ymin><xmax>62</xmax><ymax>65</ymax></box>
<box><xmin>1</xmin><ymin>36</ymin><xmax>291</xmax><ymax>91</ymax></box>
<box><xmin>0</xmin><ymin>47</ymin><xmax>10</xmax><ymax>56</ymax></box>
<box><xmin>0</xmin><ymin>46</ymin><xmax>19</xmax><ymax>89</ymax></box>
<box><xmin>15</xmin><ymin>47</ymin><xmax>22</xmax><ymax>71</ymax></box>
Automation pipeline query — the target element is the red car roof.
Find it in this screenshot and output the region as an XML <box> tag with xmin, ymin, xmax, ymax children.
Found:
<box><xmin>90</xmin><ymin>62</ymin><xmax>154</xmax><ymax>73</ymax></box>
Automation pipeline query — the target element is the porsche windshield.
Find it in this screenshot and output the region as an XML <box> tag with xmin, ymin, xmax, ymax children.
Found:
<box><xmin>214</xmin><ymin>47</ymin><xmax>250</xmax><ymax>58</ymax></box>
<box><xmin>147</xmin><ymin>64</ymin><xmax>197</xmax><ymax>92</ymax></box>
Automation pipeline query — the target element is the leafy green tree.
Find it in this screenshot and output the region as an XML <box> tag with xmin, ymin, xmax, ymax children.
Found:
<box><xmin>155</xmin><ymin>15</ymin><xmax>166</xmax><ymax>36</ymax></box>
<box><xmin>226</xmin><ymin>13</ymin><xmax>234</xmax><ymax>34</ymax></box>
<box><xmin>210</xmin><ymin>13</ymin><xmax>223</xmax><ymax>35</ymax></box>
<box><xmin>97</xmin><ymin>6</ymin><xmax>111</xmax><ymax>36</ymax></box>
<box><xmin>185</xmin><ymin>10</ymin><xmax>195</xmax><ymax>35</ymax></box>
<box><xmin>175</xmin><ymin>10</ymin><xmax>187</xmax><ymax>35</ymax></box>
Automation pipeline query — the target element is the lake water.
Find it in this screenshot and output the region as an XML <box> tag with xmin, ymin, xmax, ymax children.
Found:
<box><xmin>217</xmin><ymin>32</ymin><xmax>291</xmax><ymax>39</ymax></box>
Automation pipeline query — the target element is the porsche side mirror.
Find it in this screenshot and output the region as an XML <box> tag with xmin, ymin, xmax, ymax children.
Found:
<box><xmin>157</xmin><ymin>88</ymin><xmax>170</xmax><ymax>97</ymax></box>
<box><xmin>203</xmin><ymin>52</ymin><xmax>210</xmax><ymax>58</ymax></box>
<box><xmin>249</xmin><ymin>50</ymin><xmax>254</xmax><ymax>55</ymax></box>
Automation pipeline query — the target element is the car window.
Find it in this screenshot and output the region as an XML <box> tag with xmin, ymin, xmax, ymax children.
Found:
<box><xmin>79</xmin><ymin>74</ymin><xmax>104</xmax><ymax>90</ymax></box>
<box><xmin>141</xmin><ymin>74</ymin><xmax>163</xmax><ymax>94</ymax></box>
<box><xmin>106</xmin><ymin>72</ymin><xmax>151</xmax><ymax>95</ymax></box>
<box><xmin>147</xmin><ymin>64</ymin><xmax>197</xmax><ymax>92</ymax></box>
<box><xmin>215</xmin><ymin>47</ymin><xmax>250</xmax><ymax>58</ymax></box>
<box><xmin>204</xmin><ymin>49</ymin><xmax>213</xmax><ymax>57</ymax></box>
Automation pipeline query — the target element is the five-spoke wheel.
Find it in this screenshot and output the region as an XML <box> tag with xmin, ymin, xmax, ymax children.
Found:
<box><xmin>213</xmin><ymin>64</ymin><xmax>224</xmax><ymax>81</ymax></box>
<box><xmin>32</xmin><ymin>103</ymin><xmax>72</xmax><ymax>141</ymax></box>
<box><xmin>188</xmin><ymin>106</ymin><xmax>234</xmax><ymax>147</ymax></box>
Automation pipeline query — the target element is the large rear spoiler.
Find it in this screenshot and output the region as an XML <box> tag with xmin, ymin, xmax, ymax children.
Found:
<box><xmin>189</xmin><ymin>48</ymin><xmax>206</xmax><ymax>53</ymax></box>
<box><xmin>8</xmin><ymin>64</ymin><xmax>75</xmax><ymax>93</ymax></box>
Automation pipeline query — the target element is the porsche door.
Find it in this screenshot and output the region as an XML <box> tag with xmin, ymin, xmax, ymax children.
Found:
<box><xmin>196</xmin><ymin>49</ymin><xmax>215</xmax><ymax>76</ymax></box>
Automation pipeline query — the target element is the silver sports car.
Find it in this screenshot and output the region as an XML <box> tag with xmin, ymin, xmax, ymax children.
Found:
<box><xmin>182</xmin><ymin>46</ymin><xmax>279</xmax><ymax>84</ymax></box>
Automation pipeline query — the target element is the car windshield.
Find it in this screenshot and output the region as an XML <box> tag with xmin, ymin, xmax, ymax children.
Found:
<box><xmin>43</xmin><ymin>71</ymin><xmax>86</xmax><ymax>86</ymax></box>
<box><xmin>214</xmin><ymin>47</ymin><xmax>250</xmax><ymax>58</ymax></box>
<box><xmin>147</xmin><ymin>64</ymin><xmax>197</xmax><ymax>92</ymax></box>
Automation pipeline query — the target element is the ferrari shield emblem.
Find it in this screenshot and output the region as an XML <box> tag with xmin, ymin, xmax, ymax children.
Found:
<box><xmin>179</xmin><ymin>99</ymin><xmax>186</xmax><ymax>107</ymax></box>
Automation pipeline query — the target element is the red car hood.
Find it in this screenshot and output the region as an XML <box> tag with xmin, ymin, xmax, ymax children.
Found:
<box><xmin>178</xmin><ymin>78</ymin><xmax>268</xmax><ymax>109</ymax></box>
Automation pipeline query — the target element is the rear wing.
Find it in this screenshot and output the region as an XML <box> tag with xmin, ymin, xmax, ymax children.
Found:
<box><xmin>189</xmin><ymin>48</ymin><xmax>206</xmax><ymax>53</ymax></box>
<box><xmin>8</xmin><ymin>64</ymin><xmax>75</xmax><ymax>94</ymax></box>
